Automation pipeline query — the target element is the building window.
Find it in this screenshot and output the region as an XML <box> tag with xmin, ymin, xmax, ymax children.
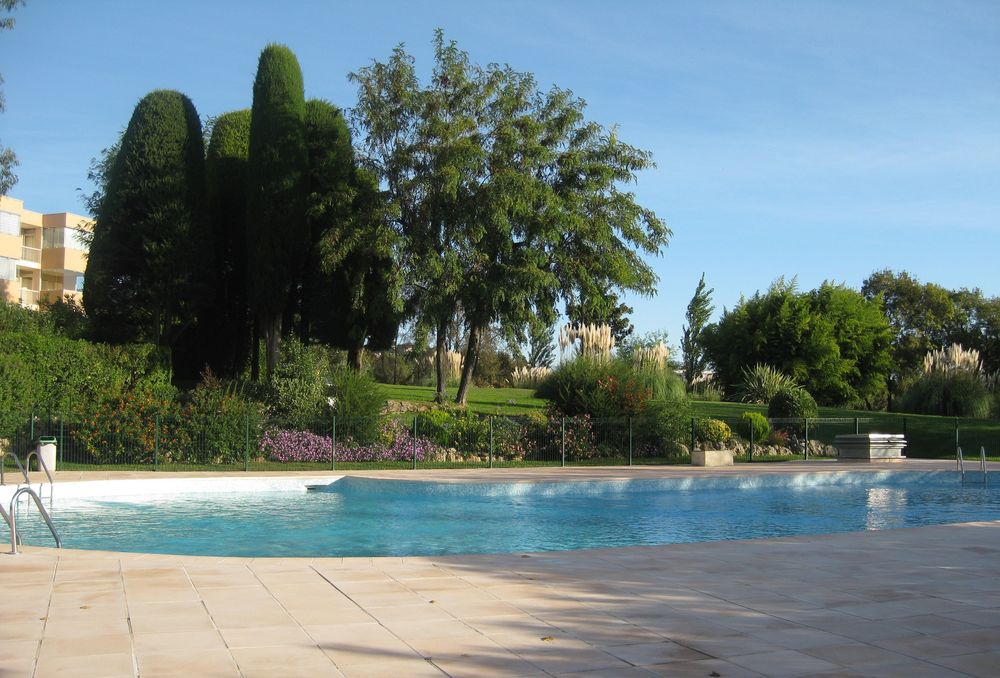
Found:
<box><xmin>43</xmin><ymin>227</ymin><xmax>63</xmax><ymax>248</ymax></box>
<box><xmin>0</xmin><ymin>211</ymin><xmax>19</xmax><ymax>236</ymax></box>
<box><xmin>74</xmin><ymin>274</ymin><xmax>85</xmax><ymax>292</ymax></box>
<box><xmin>0</xmin><ymin>256</ymin><xmax>15</xmax><ymax>280</ymax></box>
<box><xmin>43</xmin><ymin>227</ymin><xmax>89</xmax><ymax>251</ymax></box>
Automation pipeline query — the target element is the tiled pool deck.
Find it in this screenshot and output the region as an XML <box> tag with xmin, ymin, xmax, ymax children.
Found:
<box><xmin>2</xmin><ymin>461</ymin><xmax>999</xmax><ymax>677</ymax></box>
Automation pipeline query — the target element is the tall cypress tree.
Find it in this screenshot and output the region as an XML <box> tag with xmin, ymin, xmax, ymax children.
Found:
<box><xmin>246</xmin><ymin>44</ymin><xmax>307</xmax><ymax>379</ymax></box>
<box><xmin>84</xmin><ymin>89</ymin><xmax>211</xmax><ymax>362</ymax></box>
<box><xmin>204</xmin><ymin>109</ymin><xmax>252</xmax><ymax>377</ymax></box>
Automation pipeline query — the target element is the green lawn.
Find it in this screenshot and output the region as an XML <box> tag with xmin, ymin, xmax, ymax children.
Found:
<box><xmin>380</xmin><ymin>383</ymin><xmax>547</xmax><ymax>415</ymax></box>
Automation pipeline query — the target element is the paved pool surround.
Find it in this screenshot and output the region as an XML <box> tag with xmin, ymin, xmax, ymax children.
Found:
<box><xmin>2</xmin><ymin>460</ymin><xmax>999</xmax><ymax>677</ymax></box>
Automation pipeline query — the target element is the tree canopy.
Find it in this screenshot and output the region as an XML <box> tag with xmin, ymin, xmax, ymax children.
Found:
<box><xmin>351</xmin><ymin>30</ymin><xmax>668</xmax><ymax>404</ymax></box>
<box><xmin>704</xmin><ymin>279</ymin><xmax>892</xmax><ymax>407</ymax></box>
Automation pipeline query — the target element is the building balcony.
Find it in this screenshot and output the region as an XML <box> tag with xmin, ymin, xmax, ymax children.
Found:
<box><xmin>20</xmin><ymin>288</ymin><xmax>39</xmax><ymax>307</ymax></box>
<box><xmin>21</xmin><ymin>245</ymin><xmax>41</xmax><ymax>264</ymax></box>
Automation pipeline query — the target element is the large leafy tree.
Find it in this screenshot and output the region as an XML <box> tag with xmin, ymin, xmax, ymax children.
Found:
<box><xmin>704</xmin><ymin>279</ymin><xmax>892</xmax><ymax>407</ymax></box>
<box><xmin>681</xmin><ymin>273</ymin><xmax>714</xmax><ymax>390</ymax></box>
<box><xmin>204</xmin><ymin>109</ymin><xmax>252</xmax><ymax>377</ymax></box>
<box><xmin>246</xmin><ymin>44</ymin><xmax>308</xmax><ymax>380</ymax></box>
<box><xmin>862</xmin><ymin>269</ymin><xmax>1000</xmax><ymax>405</ymax></box>
<box><xmin>0</xmin><ymin>0</ymin><xmax>25</xmax><ymax>195</ymax></box>
<box><xmin>83</xmin><ymin>90</ymin><xmax>211</xmax><ymax>361</ymax></box>
<box><xmin>351</xmin><ymin>31</ymin><xmax>668</xmax><ymax>405</ymax></box>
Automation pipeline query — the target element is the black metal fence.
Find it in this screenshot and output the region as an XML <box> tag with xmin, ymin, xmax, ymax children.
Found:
<box><xmin>0</xmin><ymin>411</ymin><xmax>996</xmax><ymax>473</ymax></box>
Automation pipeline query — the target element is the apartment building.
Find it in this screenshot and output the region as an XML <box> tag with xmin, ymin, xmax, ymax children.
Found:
<box><xmin>0</xmin><ymin>195</ymin><xmax>92</xmax><ymax>309</ymax></box>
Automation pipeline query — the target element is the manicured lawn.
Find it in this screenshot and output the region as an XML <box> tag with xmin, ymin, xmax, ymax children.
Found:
<box><xmin>379</xmin><ymin>383</ymin><xmax>547</xmax><ymax>415</ymax></box>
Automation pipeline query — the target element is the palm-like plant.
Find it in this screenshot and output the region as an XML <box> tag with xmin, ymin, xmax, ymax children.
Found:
<box><xmin>736</xmin><ymin>363</ymin><xmax>800</xmax><ymax>404</ymax></box>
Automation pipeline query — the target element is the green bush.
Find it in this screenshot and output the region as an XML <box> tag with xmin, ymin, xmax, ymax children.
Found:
<box><xmin>264</xmin><ymin>338</ymin><xmax>331</xmax><ymax>429</ymax></box>
<box><xmin>768</xmin><ymin>388</ymin><xmax>818</xmax><ymax>420</ymax></box>
<box><xmin>536</xmin><ymin>357</ymin><xmax>667</xmax><ymax>417</ymax></box>
<box><xmin>635</xmin><ymin>397</ymin><xmax>691</xmax><ymax>456</ymax></box>
<box><xmin>741</xmin><ymin>411</ymin><xmax>771</xmax><ymax>444</ymax></box>
<box><xmin>696</xmin><ymin>418</ymin><xmax>732</xmax><ymax>449</ymax></box>
<box><xmin>177</xmin><ymin>375</ymin><xmax>265</xmax><ymax>464</ymax></box>
<box><xmin>328</xmin><ymin>365</ymin><xmax>384</xmax><ymax>444</ymax></box>
<box><xmin>899</xmin><ymin>372</ymin><xmax>993</xmax><ymax>418</ymax></box>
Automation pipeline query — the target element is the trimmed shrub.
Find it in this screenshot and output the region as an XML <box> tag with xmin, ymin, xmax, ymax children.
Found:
<box><xmin>328</xmin><ymin>365</ymin><xmax>384</xmax><ymax>444</ymax></box>
<box><xmin>741</xmin><ymin>411</ymin><xmax>771</xmax><ymax>444</ymax></box>
<box><xmin>768</xmin><ymin>388</ymin><xmax>818</xmax><ymax>420</ymax></box>
<box><xmin>696</xmin><ymin>418</ymin><xmax>732</xmax><ymax>449</ymax></box>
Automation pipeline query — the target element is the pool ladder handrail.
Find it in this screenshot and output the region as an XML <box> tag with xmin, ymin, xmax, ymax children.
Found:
<box><xmin>956</xmin><ymin>446</ymin><xmax>988</xmax><ymax>485</ymax></box>
<box><xmin>1</xmin><ymin>450</ymin><xmax>31</xmax><ymax>487</ymax></box>
<box><xmin>7</xmin><ymin>486</ymin><xmax>61</xmax><ymax>554</ymax></box>
<box><xmin>24</xmin><ymin>449</ymin><xmax>54</xmax><ymax>499</ymax></box>
<box><xmin>0</xmin><ymin>503</ymin><xmax>21</xmax><ymax>548</ymax></box>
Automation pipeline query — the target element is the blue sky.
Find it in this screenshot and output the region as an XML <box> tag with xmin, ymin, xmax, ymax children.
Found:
<box><xmin>2</xmin><ymin>0</ymin><xmax>998</xmax><ymax>347</ymax></box>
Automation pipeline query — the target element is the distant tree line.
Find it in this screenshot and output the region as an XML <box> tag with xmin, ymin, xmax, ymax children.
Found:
<box><xmin>680</xmin><ymin>270</ymin><xmax>1000</xmax><ymax>414</ymax></box>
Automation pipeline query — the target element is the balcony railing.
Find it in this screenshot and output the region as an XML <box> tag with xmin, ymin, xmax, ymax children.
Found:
<box><xmin>20</xmin><ymin>288</ymin><xmax>40</xmax><ymax>306</ymax></box>
<box><xmin>21</xmin><ymin>245</ymin><xmax>41</xmax><ymax>263</ymax></box>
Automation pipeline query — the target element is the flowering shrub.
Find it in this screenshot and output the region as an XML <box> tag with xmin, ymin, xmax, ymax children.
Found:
<box><xmin>260</xmin><ymin>428</ymin><xmax>332</xmax><ymax>463</ymax></box>
<box><xmin>262</xmin><ymin>419</ymin><xmax>444</xmax><ymax>464</ymax></box>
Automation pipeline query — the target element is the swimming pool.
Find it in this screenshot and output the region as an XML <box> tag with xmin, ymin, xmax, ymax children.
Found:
<box><xmin>6</xmin><ymin>471</ymin><xmax>998</xmax><ymax>557</ymax></box>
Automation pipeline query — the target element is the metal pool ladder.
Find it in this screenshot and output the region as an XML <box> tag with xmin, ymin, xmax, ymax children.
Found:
<box><xmin>5</xmin><ymin>487</ymin><xmax>62</xmax><ymax>554</ymax></box>
<box><xmin>957</xmin><ymin>446</ymin><xmax>989</xmax><ymax>485</ymax></box>
<box><xmin>1</xmin><ymin>450</ymin><xmax>54</xmax><ymax>500</ymax></box>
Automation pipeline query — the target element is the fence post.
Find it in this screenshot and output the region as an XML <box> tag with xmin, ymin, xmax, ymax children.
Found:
<box><xmin>489</xmin><ymin>415</ymin><xmax>494</xmax><ymax>470</ymax></box>
<box><xmin>561</xmin><ymin>417</ymin><xmax>566</xmax><ymax>467</ymax></box>
<box><xmin>803</xmin><ymin>418</ymin><xmax>809</xmax><ymax>461</ymax></box>
<box><xmin>59</xmin><ymin>416</ymin><xmax>64</xmax><ymax>465</ymax></box>
<box><xmin>854</xmin><ymin>417</ymin><xmax>860</xmax><ymax>435</ymax></box>
<box><xmin>902</xmin><ymin>416</ymin><xmax>907</xmax><ymax>439</ymax></box>
<box><xmin>243</xmin><ymin>414</ymin><xmax>250</xmax><ymax>472</ymax></box>
<box><xmin>30</xmin><ymin>411</ymin><xmax>35</xmax><ymax>445</ymax></box>
<box><xmin>331</xmin><ymin>415</ymin><xmax>337</xmax><ymax>471</ymax></box>
<box><xmin>748</xmin><ymin>417</ymin><xmax>754</xmax><ymax>462</ymax></box>
<box><xmin>690</xmin><ymin>417</ymin><xmax>696</xmax><ymax>456</ymax></box>
<box><xmin>412</xmin><ymin>416</ymin><xmax>418</xmax><ymax>470</ymax></box>
<box><xmin>955</xmin><ymin>417</ymin><xmax>959</xmax><ymax>452</ymax></box>
<box><xmin>628</xmin><ymin>416</ymin><xmax>633</xmax><ymax>466</ymax></box>
<box><xmin>154</xmin><ymin>414</ymin><xmax>160</xmax><ymax>472</ymax></box>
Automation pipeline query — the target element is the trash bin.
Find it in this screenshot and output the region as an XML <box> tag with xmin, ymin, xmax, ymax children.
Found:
<box><xmin>36</xmin><ymin>436</ymin><xmax>57</xmax><ymax>472</ymax></box>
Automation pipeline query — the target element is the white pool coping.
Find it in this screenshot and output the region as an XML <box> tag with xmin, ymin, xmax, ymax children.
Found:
<box><xmin>0</xmin><ymin>474</ymin><xmax>344</xmax><ymax>504</ymax></box>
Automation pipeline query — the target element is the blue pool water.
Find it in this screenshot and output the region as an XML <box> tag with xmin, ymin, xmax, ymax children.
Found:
<box><xmin>11</xmin><ymin>471</ymin><xmax>1000</xmax><ymax>557</ymax></box>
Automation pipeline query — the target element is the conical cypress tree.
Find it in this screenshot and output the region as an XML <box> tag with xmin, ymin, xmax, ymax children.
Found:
<box><xmin>84</xmin><ymin>89</ymin><xmax>210</xmax><ymax>358</ymax></box>
<box><xmin>246</xmin><ymin>44</ymin><xmax>308</xmax><ymax>379</ymax></box>
<box><xmin>205</xmin><ymin>109</ymin><xmax>252</xmax><ymax>377</ymax></box>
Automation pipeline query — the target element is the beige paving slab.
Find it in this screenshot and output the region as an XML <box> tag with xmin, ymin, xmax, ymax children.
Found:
<box><xmin>135</xmin><ymin>647</ymin><xmax>240</xmax><ymax>677</ymax></box>
<box><xmin>34</xmin><ymin>651</ymin><xmax>134</xmax><ymax>678</ymax></box>
<box><xmin>231</xmin><ymin>645</ymin><xmax>343</xmax><ymax>678</ymax></box>
<box><xmin>2</xmin><ymin>464</ymin><xmax>999</xmax><ymax>678</ymax></box>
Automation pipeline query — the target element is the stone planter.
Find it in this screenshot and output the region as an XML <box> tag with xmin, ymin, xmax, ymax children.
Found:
<box><xmin>834</xmin><ymin>433</ymin><xmax>906</xmax><ymax>462</ymax></box>
<box><xmin>691</xmin><ymin>449</ymin><xmax>734</xmax><ymax>466</ymax></box>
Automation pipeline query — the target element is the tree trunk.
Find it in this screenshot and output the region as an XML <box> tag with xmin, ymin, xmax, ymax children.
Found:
<box><xmin>250</xmin><ymin>319</ymin><xmax>260</xmax><ymax>381</ymax></box>
<box><xmin>263</xmin><ymin>313</ymin><xmax>281</xmax><ymax>380</ymax></box>
<box><xmin>348</xmin><ymin>345</ymin><xmax>363</xmax><ymax>371</ymax></box>
<box><xmin>434</xmin><ymin>317</ymin><xmax>448</xmax><ymax>403</ymax></box>
<box><xmin>455</xmin><ymin>323</ymin><xmax>481</xmax><ymax>406</ymax></box>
